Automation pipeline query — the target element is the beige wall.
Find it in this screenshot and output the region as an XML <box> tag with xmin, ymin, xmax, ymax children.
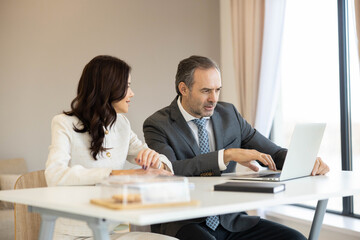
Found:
<box><xmin>0</xmin><ymin>0</ymin><xmax>220</xmax><ymax>171</ymax></box>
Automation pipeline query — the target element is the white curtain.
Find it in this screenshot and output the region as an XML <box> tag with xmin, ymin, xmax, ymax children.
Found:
<box><xmin>230</xmin><ymin>0</ymin><xmax>265</xmax><ymax>126</ymax></box>
<box><xmin>220</xmin><ymin>0</ymin><xmax>240</xmax><ymax>111</ymax></box>
<box><xmin>254</xmin><ymin>0</ymin><xmax>286</xmax><ymax>137</ymax></box>
<box><xmin>220</xmin><ymin>0</ymin><xmax>286</xmax><ymax>137</ymax></box>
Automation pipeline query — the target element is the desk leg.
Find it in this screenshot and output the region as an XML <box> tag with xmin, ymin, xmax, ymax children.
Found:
<box><xmin>308</xmin><ymin>199</ymin><xmax>328</xmax><ymax>240</ymax></box>
<box><xmin>29</xmin><ymin>206</ymin><xmax>110</xmax><ymax>240</ymax></box>
<box><xmin>38</xmin><ymin>213</ymin><xmax>57</xmax><ymax>240</ymax></box>
<box><xmin>87</xmin><ymin>218</ymin><xmax>110</xmax><ymax>240</ymax></box>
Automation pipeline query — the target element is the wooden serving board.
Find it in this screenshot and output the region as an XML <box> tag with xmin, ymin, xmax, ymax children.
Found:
<box><xmin>90</xmin><ymin>198</ymin><xmax>200</xmax><ymax>210</ymax></box>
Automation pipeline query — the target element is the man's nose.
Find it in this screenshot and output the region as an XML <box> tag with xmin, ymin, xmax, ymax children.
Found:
<box><xmin>208</xmin><ymin>91</ymin><xmax>218</xmax><ymax>103</ymax></box>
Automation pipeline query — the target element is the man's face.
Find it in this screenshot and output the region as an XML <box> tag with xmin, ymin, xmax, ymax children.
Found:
<box><xmin>180</xmin><ymin>67</ymin><xmax>222</xmax><ymax>118</ymax></box>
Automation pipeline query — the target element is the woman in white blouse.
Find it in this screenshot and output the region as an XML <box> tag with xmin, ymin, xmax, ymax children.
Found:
<box><xmin>45</xmin><ymin>55</ymin><xmax>176</xmax><ymax>240</ymax></box>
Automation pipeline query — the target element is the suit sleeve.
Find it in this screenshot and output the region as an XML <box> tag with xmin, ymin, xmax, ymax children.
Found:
<box><xmin>143</xmin><ymin>117</ymin><xmax>220</xmax><ymax>176</ymax></box>
<box><xmin>233</xmin><ymin>105</ymin><xmax>287</xmax><ymax>169</ymax></box>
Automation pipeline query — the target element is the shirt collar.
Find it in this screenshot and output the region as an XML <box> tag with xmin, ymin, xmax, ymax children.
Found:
<box><xmin>177</xmin><ymin>96</ymin><xmax>210</xmax><ymax>122</ymax></box>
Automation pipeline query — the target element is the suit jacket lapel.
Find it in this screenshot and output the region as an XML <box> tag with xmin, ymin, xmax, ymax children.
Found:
<box><xmin>169</xmin><ymin>98</ymin><xmax>201</xmax><ymax>155</ymax></box>
<box><xmin>211</xmin><ymin>108</ymin><xmax>224</xmax><ymax>150</ymax></box>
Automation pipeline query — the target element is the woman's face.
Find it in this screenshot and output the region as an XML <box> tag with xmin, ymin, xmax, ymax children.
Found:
<box><xmin>112</xmin><ymin>75</ymin><xmax>134</xmax><ymax>113</ymax></box>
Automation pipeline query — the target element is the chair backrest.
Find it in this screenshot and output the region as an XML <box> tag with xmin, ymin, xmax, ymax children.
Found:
<box><xmin>14</xmin><ymin>170</ymin><xmax>47</xmax><ymax>240</ymax></box>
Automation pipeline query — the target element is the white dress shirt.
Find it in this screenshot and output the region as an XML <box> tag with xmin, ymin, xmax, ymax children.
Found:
<box><xmin>177</xmin><ymin>98</ymin><xmax>226</xmax><ymax>171</ymax></box>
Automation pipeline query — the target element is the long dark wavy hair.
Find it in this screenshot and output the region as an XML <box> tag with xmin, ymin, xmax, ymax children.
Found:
<box><xmin>64</xmin><ymin>55</ymin><xmax>131</xmax><ymax>160</ymax></box>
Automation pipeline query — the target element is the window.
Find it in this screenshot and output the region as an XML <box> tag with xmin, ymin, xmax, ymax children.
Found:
<box><xmin>273</xmin><ymin>0</ymin><xmax>359</xmax><ymax>214</ymax></box>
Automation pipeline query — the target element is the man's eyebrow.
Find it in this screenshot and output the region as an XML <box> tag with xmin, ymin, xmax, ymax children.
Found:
<box><xmin>200</xmin><ymin>86</ymin><xmax>222</xmax><ymax>91</ymax></box>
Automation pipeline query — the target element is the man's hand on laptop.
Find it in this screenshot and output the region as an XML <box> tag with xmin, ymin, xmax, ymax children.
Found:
<box><xmin>311</xmin><ymin>157</ymin><xmax>330</xmax><ymax>175</ymax></box>
<box><xmin>224</xmin><ymin>149</ymin><xmax>277</xmax><ymax>172</ymax></box>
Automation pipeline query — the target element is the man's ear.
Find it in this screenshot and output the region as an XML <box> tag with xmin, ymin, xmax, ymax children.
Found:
<box><xmin>178</xmin><ymin>82</ymin><xmax>188</xmax><ymax>96</ymax></box>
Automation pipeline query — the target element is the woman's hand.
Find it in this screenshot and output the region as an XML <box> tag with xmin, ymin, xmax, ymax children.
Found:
<box><xmin>111</xmin><ymin>168</ymin><xmax>173</xmax><ymax>176</ymax></box>
<box><xmin>135</xmin><ymin>148</ymin><xmax>162</xmax><ymax>170</ymax></box>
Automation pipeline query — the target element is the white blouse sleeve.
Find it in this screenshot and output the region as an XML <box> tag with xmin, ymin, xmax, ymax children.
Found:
<box><xmin>45</xmin><ymin>115</ymin><xmax>112</xmax><ymax>186</ymax></box>
<box><xmin>124</xmin><ymin>118</ymin><xmax>173</xmax><ymax>173</ymax></box>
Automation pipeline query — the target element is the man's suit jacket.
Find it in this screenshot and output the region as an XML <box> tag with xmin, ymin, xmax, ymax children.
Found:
<box><xmin>143</xmin><ymin>97</ymin><xmax>287</xmax><ymax>236</ymax></box>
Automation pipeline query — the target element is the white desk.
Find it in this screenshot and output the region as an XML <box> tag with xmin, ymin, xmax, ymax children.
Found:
<box><xmin>0</xmin><ymin>171</ymin><xmax>359</xmax><ymax>240</ymax></box>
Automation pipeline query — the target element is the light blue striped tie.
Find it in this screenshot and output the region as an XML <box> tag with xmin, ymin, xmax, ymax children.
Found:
<box><xmin>192</xmin><ymin>118</ymin><xmax>220</xmax><ymax>231</ymax></box>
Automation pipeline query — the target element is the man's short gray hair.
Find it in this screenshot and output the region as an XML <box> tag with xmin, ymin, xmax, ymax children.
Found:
<box><xmin>175</xmin><ymin>55</ymin><xmax>220</xmax><ymax>96</ymax></box>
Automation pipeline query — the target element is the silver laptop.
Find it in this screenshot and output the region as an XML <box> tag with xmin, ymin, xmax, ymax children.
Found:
<box><xmin>230</xmin><ymin>123</ymin><xmax>326</xmax><ymax>182</ymax></box>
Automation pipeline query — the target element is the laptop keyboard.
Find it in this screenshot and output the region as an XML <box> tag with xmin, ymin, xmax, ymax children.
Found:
<box><xmin>259</xmin><ymin>173</ymin><xmax>281</xmax><ymax>178</ymax></box>
<box><xmin>238</xmin><ymin>172</ymin><xmax>281</xmax><ymax>178</ymax></box>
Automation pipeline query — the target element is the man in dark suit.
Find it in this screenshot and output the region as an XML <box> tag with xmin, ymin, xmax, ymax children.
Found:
<box><xmin>143</xmin><ymin>55</ymin><xmax>329</xmax><ymax>240</ymax></box>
